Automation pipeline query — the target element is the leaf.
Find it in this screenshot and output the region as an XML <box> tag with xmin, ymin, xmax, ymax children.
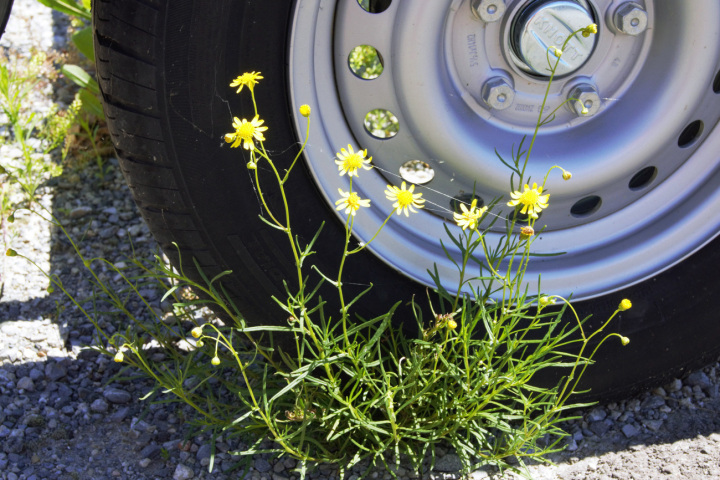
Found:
<box><xmin>36</xmin><ymin>0</ymin><xmax>91</xmax><ymax>20</ymax></box>
<box><xmin>61</xmin><ymin>64</ymin><xmax>96</xmax><ymax>92</ymax></box>
<box><xmin>71</xmin><ymin>26</ymin><xmax>94</xmax><ymax>61</ymax></box>
<box><xmin>78</xmin><ymin>88</ymin><xmax>105</xmax><ymax>118</ymax></box>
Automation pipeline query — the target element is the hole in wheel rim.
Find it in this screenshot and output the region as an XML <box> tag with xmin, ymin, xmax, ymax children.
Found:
<box><xmin>678</xmin><ymin>120</ymin><xmax>703</xmax><ymax>148</ymax></box>
<box><xmin>399</xmin><ymin>160</ymin><xmax>434</xmax><ymax>185</ymax></box>
<box><xmin>628</xmin><ymin>166</ymin><xmax>658</xmax><ymax>190</ymax></box>
<box><xmin>357</xmin><ymin>0</ymin><xmax>392</xmax><ymax>13</ymax></box>
<box><xmin>451</xmin><ymin>193</ymin><xmax>484</xmax><ymax>213</ymax></box>
<box><xmin>713</xmin><ymin>69</ymin><xmax>720</xmax><ymax>94</ymax></box>
<box><xmin>571</xmin><ymin>196</ymin><xmax>602</xmax><ymax>217</ymax></box>
<box><xmin>364</xmin><ymin>109</ymin><xmax>399</xmax><ymax>139</ymax></box>
<box><xmin>348</xmin><ymin>45</ymin><xmax>384</xmax><ymax>80</ymax></box>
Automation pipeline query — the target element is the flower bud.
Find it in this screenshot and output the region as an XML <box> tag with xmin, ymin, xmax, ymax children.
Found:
<box><xmin>621</xmin><ymin>336</ymin><xmax>630</xmax><ymax>346</ymax></box>
<box><xmin>211</xmin><ymin>356</ymin><xmax>221</xmax><ymax>366</ymax></box>
<box><xmin>196</xmin><ymin>340</ymin><xmax>204</xmax><ymax>348</ymax></box>
<box><xmin>6</xmin><ymin>248</ymin><xmax>17</xmax><ymax>257</ymax></box>
<box><xmin>47</xmin><ymin>285</ymin><xmax>55</xmax><ymax>294</ymax></box>
<box><xmin>447</xmin><ymin>319</ymin><xmax>457</xmax><ymax>330</ymax></box>
<box><xmin>618</xmin><ymin>299</ymin><xmax>632</xmax><ymax>311</ymax></box>
<box><xmin>299</xmin><ymin>104</ymin><xmax>311</xmax><ymax>117</ymax></box>
<box><xmin>114</xmin><ymin>351</ymin><xmax>124</xmax><ymax>363</ymax></box>
<box><xmin>562</xmin><ymin>171</ymin><xmax>572</xmax><ymax>181</ymax></box>
<box><xmin>191</xmin><ymin>326</ymin><xmax>203</xmax><ymax>338</ymax></box>
<box><xmin>7</xmin><ymin>213</ymin><xmax>14</xmax><ymax>223</ymax></box>
<box><xmin>520</xmin><ymin>225</ymin><xmax>534</xmax><ymax>239</ymax></box>
<box><xmin>539</xmin><ymin>296</ymin><xmax>556</xmax><ymax>308</ymax></box>
<box><xmin>247</xmin><ymin>161</ymin><xmax>257</xmax><ymax>170</ymax></box>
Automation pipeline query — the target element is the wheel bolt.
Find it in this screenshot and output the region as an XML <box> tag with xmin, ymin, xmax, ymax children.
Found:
<box><xmin>471</xmin><ymin>0</ymin><xmax>506</xmax><ymax>23</ymax></box>
<box><xmin>481</xmin><ymin>77</ymin><xmax>515</xmax><ymax>110</ymax></box>
<box><xmin>614</xmin><ymin>2</ymin><xmax>648</xmax><ymax>35</ymax></box>
<box><xmin>568</xmin><ymin>84</ymin><xmax>601</xmax><ymax>117</ymax></box>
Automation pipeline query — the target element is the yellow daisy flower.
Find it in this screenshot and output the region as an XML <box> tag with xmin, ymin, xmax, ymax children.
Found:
<box><xmin>507</xmin><ymin>182</ymin><xmax>549</xmax><ymax>219</ymax></box>
<box><xmin>453</xmin><ymin>199</ymin><xmax>487</xmax><ymax>230</ymax></box>
<box><xmin>229</xmin><ymin>71</ymin><xmax>263</xmax><ymax>93</ymax></box>
<box><xmin>385</xmin><ymin>181</ymin><xmax>425</xmax><ymax>216</ymax></box>
<box><xmin>335</xmin><ymin>188</ymin><xmax>371</xmax><ymax>216</ymax></box>
<box><xmin>335</xmin><ymin>144</ymin><xmax>372</xmax><ymax>177</ymax></box>
<box><xmin>224</xmin><ymin>115</ymin><xmax>268</xmax><ymax>150</ymax></box>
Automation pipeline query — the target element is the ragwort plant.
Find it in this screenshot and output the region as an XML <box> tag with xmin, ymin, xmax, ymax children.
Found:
<box><xmin>8</xmin><ymin>24</ymin><xmax>631</xmax><ymax>479</ymax></box>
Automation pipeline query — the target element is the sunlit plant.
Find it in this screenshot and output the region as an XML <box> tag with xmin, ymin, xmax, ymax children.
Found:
<box><xmin>8</xmin><ymin>23</ymin><xmax>632</xmax><ymax>479</ymax></box>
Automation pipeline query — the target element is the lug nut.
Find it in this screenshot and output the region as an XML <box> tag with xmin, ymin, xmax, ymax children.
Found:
<box><xmin>568</xmin><ymin>84</ymin><xmax>601</xmax><ymax>117</ymax></box>
<box><xmin>614</xmin><ymin>2</ymin><xmax>648</xmax><ymax>35</ymax></box>
<box><xmin>482</xmin><ymin>77</ymin><xmax>515</xmax><ymax>110</ymax></box>
<box><xmin>471</xmin><ymin>0</ymin><xmax>506</xmax><ymax>23</ymax></box>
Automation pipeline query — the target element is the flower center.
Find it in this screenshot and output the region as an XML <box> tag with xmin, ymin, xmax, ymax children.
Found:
<box><xmin>397</xmin><ymin>190</ymin><xmax>414</xmax><ymax>206</ymax></box>
<box><xmin>519</xmin><ymin>189</ymin><xmax>539</xmax><ymax>205</ymax></box>
<box><xmin>239</xmin><ymin>122</ymin><xmax>255</xmax><ymax>141</ymax></box>
<box><xmin>345</xmin><ymin>153</ymin><xmax>363</xmax><ymax>170</ymax></box>
<box><xmin>347</xmin><ymin>192</ymin><xmax>361</xmax><ymax>208</ymax></box>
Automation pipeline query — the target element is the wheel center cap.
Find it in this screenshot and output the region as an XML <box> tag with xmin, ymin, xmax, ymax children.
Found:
<box><xmin>511</xmin><ymin>0</ymin><xmax>597</xmax><ymax>76</ymax></box>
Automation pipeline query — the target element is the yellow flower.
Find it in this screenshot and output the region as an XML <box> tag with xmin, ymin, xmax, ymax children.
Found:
<box><xmin>507</xmin><ymin>183</ymin><xmax>550</xmax><ymax>219</ymax></box>
<box><xmin>225</xmin><ymin>115</ymin><xmax>268</xmax><ymax>150</ymax></box>
<box><xmin>385</xmin><ymin>181</ymin><xmax>425</xmax><ymax>216</ymax></box>
<box><xmin>582</xmin><ymin>23</ymin><xmax>598</xmax><ymax>37</ymax></box>
<box><xmin>211</xmin><ymin>356</ymin><xmax>221</xmax><ymax>366</ymax></box>
<box><xmin>335</xmin><ymin>144</ymin><xmax>372</xmax><ymax>177</ymax></box>
<box><xmin>229</xmin><ymin>71</ymin><xmax>263</xmax><ymax>93</ymax></box>
<box><xmin>618</xmin><ymin>299</ymin><xmax>632</xmax><ymax>311</ymax></box>
<box><xmin>520</xmin><ymin>225</ymin><xmax>535</xmax><ymax>239</ymax></box>
<box><xmin>621</xmin><ymin>336</ymin><xmax>630</xmax><ymax>346</ymax></box>
<box><xmin>114</xmin><ymin>351</ymin><xmax>124</xmax><ymax>363</ymax></box>
<box><xmin>453</xmin><ymin>199</ymin><xmax>487</xmax><ymax>231</ymax></box>
<box><xmin>191</xmin><ymin>326</ymin><xmax>203</xmax><ymax>338</ymax></box>
<box><xmin>335</xmin><ymin>188</ymin><xmax>371</xmax><ymax>216</ymax></box>
<box><xmin>299</xmin><ymin>104</ymin><xmax>311</xmax><ymax>117</ymax></box>
<box><xmin>550</xmin><ymin>46</ymin><xmax>562</xmax><ymax>58</ymax></box>
<box><xmin>447</xmin><ymin>319</ymin><xmax>458</xmax><ymax>330</ymax></box>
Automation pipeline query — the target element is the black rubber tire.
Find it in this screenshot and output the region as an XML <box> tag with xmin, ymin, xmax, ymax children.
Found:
<box><xmin>93</xmin><ymin>0</ymin><xmax>720</xmax><ymax>399</ymax></box>
<box><xmin>0</xmin><ymin>0</ymin><xmax>14</xmax><ymax>41</ymax></box>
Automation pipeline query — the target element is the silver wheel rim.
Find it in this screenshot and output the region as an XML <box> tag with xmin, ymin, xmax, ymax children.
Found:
<box><xmin>289</xmin><ymin>0</ymin><xmax>720</xmax><ymax>300</ymax></box>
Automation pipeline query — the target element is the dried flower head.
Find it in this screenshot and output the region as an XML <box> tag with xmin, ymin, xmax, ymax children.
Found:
<box><xmin>520</xmin><ymin>225</ymin><xmax>535</xmax><ymax>239</ymax></box>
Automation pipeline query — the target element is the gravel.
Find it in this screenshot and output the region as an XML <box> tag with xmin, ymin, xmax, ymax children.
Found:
<box><xmin>2</xmin><ymin>1</ymin><xmax>720</xmax><ymax>479</ymax></box>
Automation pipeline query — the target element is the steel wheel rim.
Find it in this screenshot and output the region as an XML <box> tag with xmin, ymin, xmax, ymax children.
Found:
<box><xmin>289</xmin><ymin>0</ymin><xmax>720</xmax><ymax>300</ymax></box>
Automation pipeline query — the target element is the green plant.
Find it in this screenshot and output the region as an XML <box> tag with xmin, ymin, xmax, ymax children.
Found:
<box><xmin>10</xmin><ymin>23</ymin><xmax>630</xmax><ymax>479</ymax></box>
<box><xmin>0</xmin><ymin>50</ymin><xmax>66</xmax><ymax>201</ymax></box>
